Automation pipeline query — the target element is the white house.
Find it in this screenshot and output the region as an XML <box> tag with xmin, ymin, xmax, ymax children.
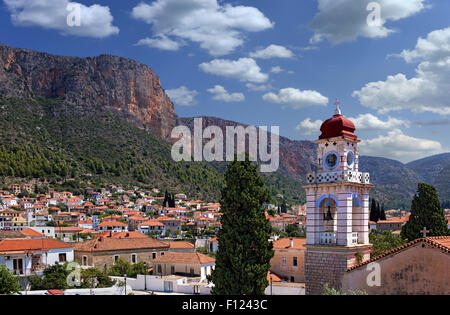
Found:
<box><xmin>97</xmin><ymin>221</ymin><xmax>128</xmax><ymax>233</ymax></box>
<box><xmin>0</xmin><ymin>238</ymin><xmax>73</xmax><ymax>276</ymax></box>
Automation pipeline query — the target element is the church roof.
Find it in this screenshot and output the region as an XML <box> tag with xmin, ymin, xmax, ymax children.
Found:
<box><xmin>319</xmin><ymin>114</ymin><xmax>357</xmax><ymax>140</ymax></box>
<box><xmin>347</xmin><ymin>236</ymin><xmax>450</xmax><ymax>272</ymax></box>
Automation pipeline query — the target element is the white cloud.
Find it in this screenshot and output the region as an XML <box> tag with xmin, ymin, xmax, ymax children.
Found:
<box><xmin>249</xmin><ymin>45</ymin><xmax>294</xmax><ymax>59</ymax></box>
<box><xmin>353</xmin><ymin>26</ymin><xmax>450</xmax><ymax>115</ymax></box>
<box><xmin>246</xmin><ymin>83</ymin><xmax>274</xmax><ymax>92</ymax></box>
<box><xmin>199</xmin><ymin>58</ymin><xmax>268</xmax><ymax>83</ymax></box>
<box><xmin>4</xmin><ymin>0</ymin><xmax>119</xmax><ymax>38</ymax></box>
<box><xmin>359</xmin><ymin>129</ymin><xmax>444</xmax><ymax>163</ymax></box>
<box><xmin>207</xmin><ymin>85</ymin><xmax>245</xmax><ymax>102</ymax></box>
<box><xmin>348</xmin><ymin>113</ymin><xmax>410</xmax><ymax>131</ymax></box>
<box><xmin>136</xmin><ymin>35</ymin><xmax>184</xmax><ymax>51</ymax></box>
<box><xmin>296</xmin><ymin>113</ymin><xmax>409</xmax><ymax>136</ymax></box>
<box><xmin>166</xmin><ymin>86</ymin><xmax>198</xmax><ymax>107</ymax></box>
<box><xmin>270</xmin><ymin>66</ymin><xmax>284</xmax><ymax>74</ymax></box>
<box><xmin>296</xmin><ymin>118</ymin><xmax>323</xmax><ymax>135</ymax></box>
<box><xmin>399</xmin><ymin>27</ymin><xmax>450</xmax><ymax>63</ymax></box>
<box><xmin>310</xmin><ymin>0</ymin><xmax>427</xmax><ymax>44</ymax></box>
<box><xmin>131</xmin><ymin>0</ymin><xmax>273</xmax><ymax>56</ymax></box>
<box><xmin>263</xmin><ymin>88</ymin><xmax>328</xmax><ymax>109</ymax></box>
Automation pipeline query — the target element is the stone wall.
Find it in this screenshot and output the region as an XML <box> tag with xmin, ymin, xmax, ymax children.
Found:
<box><xmin>342</xmin><ymin>243</ymin><xmax>450</xmax><ymax>295</ymax></box>
<box><xmin>305</xmin><ymin>246</ymin><xmax>371</xmax><ymax>295</ymax></box>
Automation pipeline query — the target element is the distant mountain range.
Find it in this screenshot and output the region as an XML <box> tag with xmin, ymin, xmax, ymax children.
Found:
<box><xmin>0</xmin><ymin>43</ymin><xmax>448</xmax><ymax>209</ymax></box>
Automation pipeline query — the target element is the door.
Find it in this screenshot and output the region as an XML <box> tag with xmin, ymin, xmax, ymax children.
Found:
<box><xmin>13</xmin><ymin>258</ymin><xmax>23</xmax><ymax>275</ymax></box>
<box><xmin>164</xmin><ymin>281</ymin><xmax>173</xmax><ymax>293</ymax></box>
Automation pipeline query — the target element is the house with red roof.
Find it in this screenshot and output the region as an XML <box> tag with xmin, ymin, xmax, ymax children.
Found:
<box><xmin>0</xmin><ymin>238</ymin><xmax>73</xmax><ymax>276</ymax></box>
<box><xmin>97</xmin><ymin>220</ymin><xmax>128</xmax><ymax>233</ymax></box>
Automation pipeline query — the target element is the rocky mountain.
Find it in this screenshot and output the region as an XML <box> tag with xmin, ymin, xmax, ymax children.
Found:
<box><xmin>0</xmin><ymin>43</ymin><xmax>448</xmax><ymax>208</ymax></box>
<box><xmin>0</xmin><ymin>43</ymin><xmax>177</xmax><ymax>139</ymax></box>
<box><xmin>406</xmin><ymin>153</ymin><xmax>450</xmax><ymax>203</ymax></box>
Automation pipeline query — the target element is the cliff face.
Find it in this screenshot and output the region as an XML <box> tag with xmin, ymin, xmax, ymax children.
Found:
<box><xmin>0</xmin><ymin>43</ymin><xmax>177</xmax><ymax>139</ymax></box>
<box><xmin>179</xmin><ymin>116</ymin><xmax>317</xmax><ymax>180</ymax></box>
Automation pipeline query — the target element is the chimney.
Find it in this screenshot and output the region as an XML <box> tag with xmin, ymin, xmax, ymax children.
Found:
<box><xmin>290</xmin><ymin>238</ymin><xmax>294</xmax><ymax>248</ymax></box>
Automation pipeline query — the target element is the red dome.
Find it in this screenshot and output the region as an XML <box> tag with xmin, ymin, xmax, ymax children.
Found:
<box><xmin>319</xmin><ymin>114</ymin><xmax>357</xmax><ymax>140</ymax></box>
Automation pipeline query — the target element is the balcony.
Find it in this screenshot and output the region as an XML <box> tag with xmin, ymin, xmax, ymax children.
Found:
<box><xmin>351</xmin><ymin>232</ymin><xmax>359</xmax><ymax>245</ymax></box>
<box><xmin>319</xmin><ymin>232</ymin><xmax>359</xmax><ymax>246</ymax></box>
<box><xmin>306</xmin><ymin>171</ymin><xmax>370</xmax><ymax>185</ymax></box>
<box><xmin>320</xmin><ymin>232</ymin><xmax>337</xmax><ymax>245</ymax></box>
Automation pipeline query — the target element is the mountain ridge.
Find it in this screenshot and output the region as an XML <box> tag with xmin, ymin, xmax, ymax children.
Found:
<box><xmin>0</xmin><ymin>43</ymin><xmax>449</xmax><ymax>208</ymax></box>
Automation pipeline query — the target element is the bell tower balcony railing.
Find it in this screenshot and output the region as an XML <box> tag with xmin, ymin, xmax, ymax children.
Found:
<box><xmin>319</xmin><ymin>232</ymin><xmax>359</xmax><ymax>246</ymax></box>
<box><xmin>306</xmin><ymin>170</ymin><xmax>370</xmax><ymax>185</ymax></box>
<box><xmin>319</xmin><ymin>232</ymin><xmax>337</xmax><ymax>245</ymax></box>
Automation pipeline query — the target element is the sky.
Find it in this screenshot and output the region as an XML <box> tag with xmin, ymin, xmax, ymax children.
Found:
<box><xmin>1</xmin><ymin>0</ymin><xmax>450</xmax><ymax>163</ymax></box>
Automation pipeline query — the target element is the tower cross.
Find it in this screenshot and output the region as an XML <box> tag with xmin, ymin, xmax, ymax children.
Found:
<box><xmin>334</xmin><ymin>99</ymin><xmax>341</xmax><ymax>115</ymax></box>
<box><xmin>421</xmin><ymin>227</ymin><xmax>430</xmax><ymax>238</ymax></box>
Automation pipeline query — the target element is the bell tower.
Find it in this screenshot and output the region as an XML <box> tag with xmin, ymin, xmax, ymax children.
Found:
<box><xmin>304</xmin><ymin>100</ymin><xmax>373</xmax><ymax>295</ymax></box>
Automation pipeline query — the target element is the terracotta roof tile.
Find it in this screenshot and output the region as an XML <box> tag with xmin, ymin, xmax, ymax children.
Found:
<box><xmin>273</xmin><ymin>238</ymin><xmax>306</xmax><ymax>250</ymax></box>
<box><xmin>347</xmin><ymin>236</ymin><xmax>450</xmax><ymax>272</ymax></box>
<box><xmin>74</xmin><ymin>236</ymin><xmax>168</xmax><ymax>252</ymax></box>
<box><xmin>0</xmin><ymin>238</ymin><xmax>72</xmax><ymax>252</ymax></box>
<box><xmin>152</xmin><ymin>251</ymin><xmax>215</xmax><ymax>264</ymax></box>
<box><xmin>21</xmin><ymin>228</ymin><xmax>45</xmax><ymax>237</ymax></box>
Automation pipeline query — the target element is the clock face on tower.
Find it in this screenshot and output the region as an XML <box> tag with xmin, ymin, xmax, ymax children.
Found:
<box><xmin>324</xmin><ymin>152</ymin><xmax>339</xmax><ymax>170</ymax></box>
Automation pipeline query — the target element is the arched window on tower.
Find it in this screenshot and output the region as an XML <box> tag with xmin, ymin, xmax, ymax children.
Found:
<box><xmin>318</xmin><ymin>197</ymin><xmax>338</xmax><ymax>245</ymax></box>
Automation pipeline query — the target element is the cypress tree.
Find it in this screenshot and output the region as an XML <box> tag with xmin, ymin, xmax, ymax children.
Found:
<box><xmin>210</xmin><ymin>154</ymin><xmax>274</xmax><ymax>295</ymax></box>
<box><xmin>380</xmin><ymin>204</ymin><xmax>386</xmax><ymax>221</ymax></box>
<box><xmin>370</xmin><ymin>198</ymin><xmax>380</xmax><ymax>222</ymax></box>
<box><xmin>401</xmin><ymin>183</ymin><xmax>449</xmax><ymax>242</ymax></box>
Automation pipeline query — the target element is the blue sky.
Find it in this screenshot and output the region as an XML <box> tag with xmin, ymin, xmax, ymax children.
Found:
<box><xmin>1</xmin><ymin>0</ymin><xmax>450</xmax><ymax>163</ymax></box>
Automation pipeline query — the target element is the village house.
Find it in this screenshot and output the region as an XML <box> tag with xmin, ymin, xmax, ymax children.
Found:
<box><xmin>375</xmin><ymin>217</ymin><xmax>409</xmax><ymax>232</ymax></box>
<box><xmin>97</xmin><ymin>221</ymin><xmax>128</xmax><ymax>233</ymax></box>
<box><xmin>55</xmin><ymin>227</ymin><xmax>84</xmax><ymax>242</ymax></box>
<box><xmin>74</xmin><ymin>236</ymin><xmax>169</xmax><ymax>270</ymax></box>
<box><xmin>0</xmin><ymin>238</ymin><xmax>73</xmax><ymax>276</ymax></box>
<box><xmin>165</xmin><ymin>241</ymin><xmax>196</xmax><ymax>252</ymax></box>
<box><xmin>9</xmin><ymin>184</ymin><xmax>21</xmax><ymax>195</ymax></box>
<box><xmin>151</xmin><ymin>251</ymin><xmax>215</xmax><ymax>279</ymax></box>
<box><xmin>270</xmin><ymin>238</ymin><xmax>306</xmax><ymax>283</ymax></box>
<box><xmin>138</xmin><ymin>219</ymin><xmax>166</xmax><ymax>235</ymax></box>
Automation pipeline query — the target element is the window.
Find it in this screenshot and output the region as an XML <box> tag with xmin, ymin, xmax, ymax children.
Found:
<box><xmin>290</xmin><ymin>276</ymin><xmax>295</xmax><ymax>282</ymax></box>
<box><xmin>161</xmin><ymin>252</ymin><xmax>165</xmax><ymax>256</ymax></box>
<box><xmin>170</xmin><ymin>266</ymin><xmax>175</xmax><ymax>274</ymax></box>
<box><xmin>157</xmin><ymin>265</ymin><xmax>162</xmax><ymax>274</ymax></box>
<box><xmin>82</xmin><ymin>256</ymin><xmax>87</xmax><ymax>266</ymax></box>
<box><xmin>131</xmin><ymin>254</ymin><xmax>137</xmax><ymax>264</ymax></box>
<box><xmin>282</xmin><ymin>256</ymin><xmax>286</xmax><ymax>267</ymax></box>
<box><xmin>114</xmin><ymin>255</ymin><xmax>119</xmax><ymax>263</ymax></box>
<box><xmin>59</xmin><ymin>253</ymin><xmax>67</xmax><ymax>262</ymax></box>
<box><xmin>152</xmin><ymin>253</ymin><xmax>157</xmax><ymax>259</ymax></box>
<box><xmin>293</xmin><ymin>256</ymin><xmax>298</xmax><ymax>267</ymax></box>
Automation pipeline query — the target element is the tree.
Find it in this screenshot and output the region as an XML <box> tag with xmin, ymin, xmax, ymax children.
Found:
<box><xmin>0</xmin><ymin>265</ymin><xmax>22</xmax><ymax>295</ymax></box>
<box><xmin>401</xmin><ymin>183</ymin><xmax>449</xmax><ymax>242</ymax></box>
<box><xmin>29</xmin><ymin>263</ymin><xmax>70</xmax><ymax>290</ymax></box>
<box><xmin>210</xmin><ymin>154</ymin><xmax>274</xmax><ymax>295</ymax></box>
<box><xmin>369</xmin><ymin>198</ymin><xmax>380</xmax><ymax>222</ymax></box>
<box><xmin>369</xmin><ymin>231</ymin><xmax>407</xmax><ymax>258</ymax></box>
<box><xmin>80</xmin><ymin>268</ymin><xmax>115</xmax><ymax>288</ymax></box>
<box><xmin>107</xmin><ymin>258</ymin><xmax>131</xmax><ymax>277</ymax></box>
<box><xmin>379</xmin><ymin>204</ymin><xmax>387</xmax><ymax>221</ymax></box>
